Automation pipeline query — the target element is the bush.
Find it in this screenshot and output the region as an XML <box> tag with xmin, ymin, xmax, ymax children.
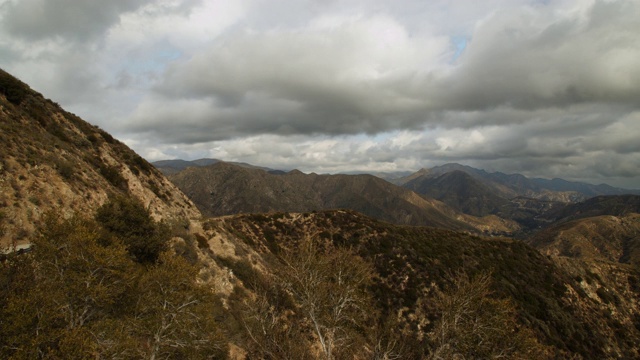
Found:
<box><xmin>99</xmin><ymin>163</ymin><xmax>127</xmax><ymax>189</ymax></box>
<box><xmin>0</xmin><ymin>70</ymin><xmax>30</xmax><ymax>105</ymax></box>
<box><xmin>96</xmin><ymin>195</ymin><xmax>169</xmax><ymax>264</ymax></box>
<box><xmin>55</xmin><ymin>159</ymin><xmax>74</xmax><ymax>180</ymax></box>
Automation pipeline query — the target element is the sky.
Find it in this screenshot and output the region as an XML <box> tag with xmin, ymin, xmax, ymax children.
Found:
<box><xmin>1</xmin><ymin>0</ymin><xmax>639</xmax><ymax>188</ymax></box>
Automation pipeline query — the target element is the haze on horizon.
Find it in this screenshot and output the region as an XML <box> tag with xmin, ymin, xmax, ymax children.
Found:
<box><xmin>1</xmin><ymin>0</ymin><xmax>639</xmax><ymax>188</ymax></box>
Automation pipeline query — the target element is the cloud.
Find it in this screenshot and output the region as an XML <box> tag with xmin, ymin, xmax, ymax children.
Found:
<box><xmin>437</xmin><ymin>0</ymin><xmax>640</xmax><ymax>110</ymax></box>
<box><xmin>1</xmin><ymin>0</ymin><xmax>154</xmax><ymax>42</ymax></box>
<box><xmin>122</xmin><ymin>14</ymin><xmax>450</xmax><ymax>140</ymax></box>
<box><xmin>119</xmin><ymin>0</ymin><xmax>640</xmax><ymax>145</ymax></box>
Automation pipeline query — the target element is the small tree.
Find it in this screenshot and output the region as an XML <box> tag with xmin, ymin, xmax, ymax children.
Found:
<box><xmin>277</xmin><ymin>239</ymin><xmax>374</xmax><ymax>359</ymax></box>
<box><xmin>429</xmin><ymin>271</ymin><xmax>548</xmax><ymax>360</ymax></box>
<box><xmin>236</xmin><ymin>284</ymin><xmax>313</xmax><ymax>360</ymax></box>
<box><xmin>122</xmin><ymin>252</ymin><xmax>228</xmax><ymax>360</ymax></box>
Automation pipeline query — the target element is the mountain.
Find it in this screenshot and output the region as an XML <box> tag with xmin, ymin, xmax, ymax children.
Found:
<box><xmin>398</xmin><ymin>163</ymin><xmax>638</xmax><ymax>230</ymax></box>
<box><xmin>402</xmin><ymin>170</ymin><xmax>511</xmax><ymax>216</ymax></box>
<box><xmin>339</xmin><ymin>170</ymin><xmax>414</xmax><ymax>182</ymax></box>
<box><xmin>165</xmin><ymin>161</ymin><xmax>496</xmax><ymax>232</ymax></box>
<box><xmin>153</xmin><ymin>158</ymin><xmax>271</xmax><ymax>175</ymax></box>
<box><xmin>531</xmin><ymin>177</ymin><xmax>637</xmax><ymax>197</ymax></box>
<box><xmin>401</xmin><ymin>163</ymin><xmax>639</xmax><ymax>200</ymax></box>
<box><xmin>0</xmin><ymin>69</ymin><xmax>199</xmax><ymax>248</ymax></box>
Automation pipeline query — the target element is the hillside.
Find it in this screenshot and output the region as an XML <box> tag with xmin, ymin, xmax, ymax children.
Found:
<box><xmin>165</xmin><ymin>161</ymin><xmax>523</xmax><ymax>234</ymax></box>
<box><xmin>528</xmin><ymin>213</ymin><xmax>640</xmax><ymax>266</ymax></box>
<box><xmin>527</xmin><ymin>196</ymin><xmax>640</xmax><ymax>266</ymax></box>
<box><xmin>208</xmin><ymin>210</ymin><xmax>640</xmax><ymax>358</ymax></box>
<box><xmin>541</xmin><ymin>195</ymin><xmax>640</xmax><ymax>224</ymax></box>
<box><xmin>0</xmin><ymin>69</ymin><xmax>199</xmax><ymax>248</ymax></box>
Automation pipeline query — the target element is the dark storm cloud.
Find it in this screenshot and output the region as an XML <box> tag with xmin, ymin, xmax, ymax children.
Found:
<box><xmin>126</xmin><ymin>15</ymin><xmax>444</xmax><ymax>140</ymax></box>
<box><xmin>1</xmin><ymin>0</ymin><xmax>154</xmax><ymax>42</ymax></box>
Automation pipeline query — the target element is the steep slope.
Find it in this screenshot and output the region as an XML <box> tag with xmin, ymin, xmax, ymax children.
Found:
<box><xmin>167</xmin><ymin>162</ymin><xmax>485</xmax><ymax>232</ymax></box>
<box><xmin>403</xmin><ymin>170</ymin><xmax>510</xmax><ymax>216</ymax></box>
<box><xmin>528</xmin><ymin>213</ymin><xmax>640</xmax><ymax>266</ymax></box>
<box><xmin>0</xmin><ymin>69</ymin><xmax>199</xmax><ymax>248</ymax></box>
<box><xmin>205</xmin><ymin>210</ymin><xmax>640</xmax><ymax>358</ymax></box>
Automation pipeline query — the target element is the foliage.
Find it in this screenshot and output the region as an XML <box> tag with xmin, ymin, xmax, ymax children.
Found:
<box><xmin>224</xmin><ymin>210</ymin><xmax>623</xmax><ymax>358</ymax></box>
<box><xmin>54</xmin><ymin>158</ymin><xmax>75</xmax><ymax>180</ymax></box>
<box><xmin>0</xmin><ymin>211</ymin><xmax>228</xmax><ymax>359</ymax></box>
<box><xmin>96</xmin><ymin>195</ymin><xmax>169</xmax><ymax>264</ymax></box>
<box><xmin>110</xmin><ymin>253</ymin><xmax>228</xmax><ymax>359</ymax></box>
<box><xmin>0</xmin><ymin>214</ymin><xmax>134</xmax><ymax>359</ymax></box>
<box><xmin>231</xmin><ymin>277</ymin><xmax>312</xmax><ymax>360</ymax></box>
<box><xmin>0</xmin><ymin>210</ymin><xmax>5</xmax><ymax>238</ymax></box>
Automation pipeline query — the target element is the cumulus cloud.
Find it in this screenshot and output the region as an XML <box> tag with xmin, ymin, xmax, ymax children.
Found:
<box><xmin>124</xmin><ymin>14</ymin><xmax>449</xmax><ymax>139</ymax></box>
<box><xmin>121</xmin><ymin>0</ymin><xmax>640</xmax><ymax>143</ymax></box>
<box><xmin>437</xmin><ymin>0</ymin><xmax>640</xmax><ymax>111</ymax></box>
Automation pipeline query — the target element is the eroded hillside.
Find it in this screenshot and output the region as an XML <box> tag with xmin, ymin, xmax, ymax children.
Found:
<box><xmin>0</xmin><ymin>69</ymin><xmax>199</xmax><ymax>248</ymax></box>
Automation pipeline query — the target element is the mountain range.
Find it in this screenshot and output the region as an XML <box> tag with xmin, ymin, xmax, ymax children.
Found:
<box><xmin>2</xmin><ymin>68</ymin><xmax>640</xmax><ymax>358</ymax></box>
<box><xmin>154</xmin><ymin>158</ymin><xmax>639</xmax><ymax>234</ymax></box>
<box><xmin>163</xmin><ymin>161</ymin><xmax>530</xmax><ymax>234</ymax></box>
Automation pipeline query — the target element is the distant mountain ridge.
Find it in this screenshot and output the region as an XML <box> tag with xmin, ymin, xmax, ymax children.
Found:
<box><xmin>154</xmin><ymin>158</ymin><xmax>638</xmax><ymax>232</ymax></box>
<box><xmin>163</xmin><ymin>161</ymin><xmax>523</xmax><ymax>233</ymax></box>
<box><xmin>153</xmin><ymin>158</ymin><xmax>271</xmax><ymax>175</ymax></box>
<box><xmin>396</xmin><ymin>163</ymin><xmax>639</xmax><ymax>230</ymax></box>
<box><xmin>399</xmin><ymin>163</ymin><xmax>638</xmax><ymax>199</ymax></box>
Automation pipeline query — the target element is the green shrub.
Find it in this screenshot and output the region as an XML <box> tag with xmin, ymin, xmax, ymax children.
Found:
<box><xmin>0</xmin><ymin>70</ymin><xmax>30</xmax><ymax>105</ymax></box>
<box><xmin>99</xmin><ymin>163</ymin><xmax>127</xmax><ymax>189</ymax></box>
<box><xmin>96</xmin><ymin>195</ymin><xmax>169</xmax><ymax>264</ymax></box>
